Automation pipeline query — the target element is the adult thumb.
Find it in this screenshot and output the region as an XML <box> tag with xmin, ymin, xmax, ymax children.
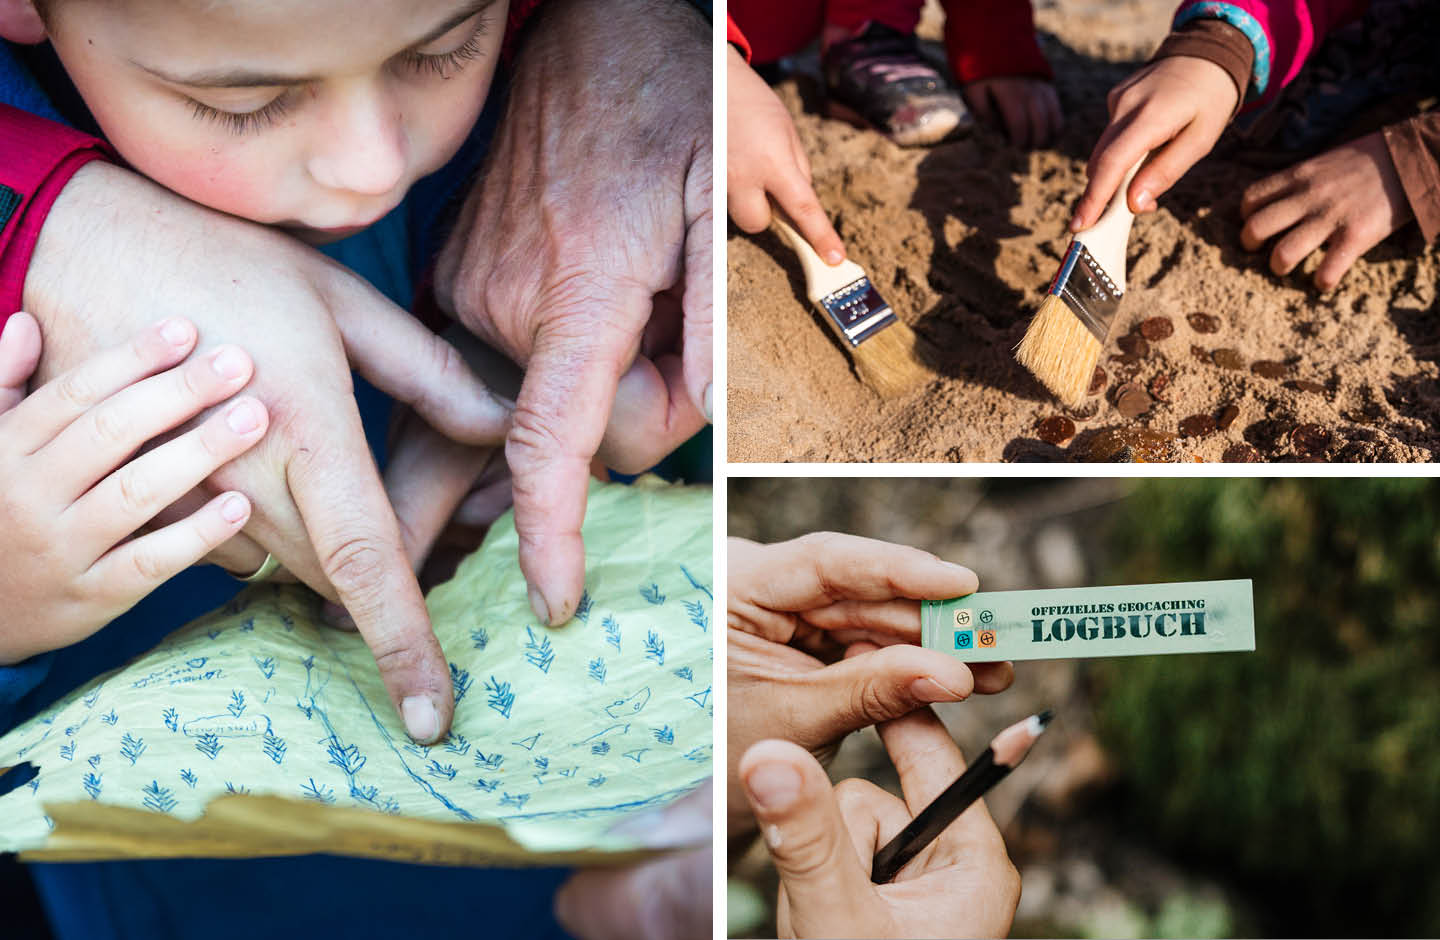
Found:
<box><xmin>793</xmin><ymin>644</ymin><xmax>976</xmax><ymax>747</ymax></box>
<box><xmin>740</xmin><ymin>740</ymin><xmax>874</xmax><ymax>932</ymax></box>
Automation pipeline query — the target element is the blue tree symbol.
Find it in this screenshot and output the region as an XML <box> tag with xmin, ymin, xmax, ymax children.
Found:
<box><xmin>82</xmin><ymin>773</ymin><xmax>102</xmax><ymax>800</ymax></box>
<box><xmin>180</xmin><ymin>768</ymin><xmax>199</xmax><ymax>788</ymax></box>
<box><xmin>684</xmin><ymin>600</ymin><xmax>709</xmax><ymax>632</ymax></box>
<box><xmin>575</xmin><ymin>590</ymin><xmax>594</xmax><ymax>623</ymax></box>
<box><xmin>142</xmin><ymin>780</ymin><xmax>176</xmax><ymax>813</ymax></box>
<box><xmin>485</xmin><ymin>676</ymin><xmax>514</xmax><ymax>719</ymax></box>
<box><xmin>119</xmin><ymin>732</ymin><xmax>146</xmax><ymax>765</ymax></box>
<box><xmin>253</xmin><ymin>656</ymin><xmax>276</xmax><ymax>679</ymax></box>
<box><xmin>195</xmin><ymin>734</ymin><xmax>223</xmax><ymax>760</ymax></box>
<box><xmin>162</xmin><ymin>707</ymin><xmax>179</xmax><ymax>732</ymax></box>
<box><xmin>588</xmin><ymin>658</ymin><xmax>606</xmax><ymax>683</ymax></box>
<box><xmin>522</xmin><ymin>627</ymin><xmax>555</xmax><ymax>674</ymax></box>
<box><xmin>603</xmin><ymin>615</ymin><xmax>621</xmax><ymax>653</ymax></box>
<box><xmin>640</xmin><ymin>583</ymin><xmax>666</xmax><ymax>605</ymax></box>
<box><xmin>301</xmin><ymin>778</ymin><xmax>336</xmax><ymax>804</ymax></box>
<box><xmin>451</xmin><ymin>663</ymin><xmax>474</xmax><ymax>704</ymax></box>
<box><xmin>644</xmin><ymin>631</ymin><xmax>666</xmax><ymax>666</ymax></box>
<box><xmin>228</xmin><ymin>690</ymin><xmax>246</xmax><ymax>717</ymax></box>
<box><xmin>653</xmin><ymin>725</ymin><xmax>674</xmax><ymax>745</ymax></box>
<box><xmin>444</xmin><ymin>732</ymin><xmax>470</xmax><ymax>756</ymax></box>
<box><xmin>263</xmin><ymin>730</ymin><xmax>287</xmax><ymax>765</ymax></box>
<box><xmin>470</xmin><ymin>626</ymin><xmax>489</xmax><ymax>650</ymax></box>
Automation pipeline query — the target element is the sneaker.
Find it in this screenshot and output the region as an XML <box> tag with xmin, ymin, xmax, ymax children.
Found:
<box><xmin>822</xmin><ymin>23</ymin><xmax>973</xmax><ymax>147</ymax></box>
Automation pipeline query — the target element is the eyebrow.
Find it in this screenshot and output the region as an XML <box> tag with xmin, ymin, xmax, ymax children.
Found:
<box><xmin>134</xmin><ymin>0</ymin><xmax>501</xmax><ymax>88</ymax></box>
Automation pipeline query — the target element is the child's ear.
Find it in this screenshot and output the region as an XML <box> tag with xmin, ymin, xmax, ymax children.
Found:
<box><xmin>0</xmin><ymin>0</ymin><xmax>46</xmax><ymax>44</ymax></box>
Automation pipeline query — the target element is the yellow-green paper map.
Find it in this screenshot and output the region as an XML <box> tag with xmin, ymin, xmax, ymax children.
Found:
<box><xmin>0</xmin><ymin>478</ymin><xmax>712</xmax><ymax>866</ymax></box>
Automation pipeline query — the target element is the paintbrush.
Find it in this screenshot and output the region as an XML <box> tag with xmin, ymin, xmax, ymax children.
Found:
<box><xmin>1015</xmin><ymin>160</ymin><xmax>1145</xmax><ymax>405</ymax></box>
<box><xmin>871</xmin><ymin>709</ymin><xmax>1053</xmax><ymax>884</ymax></box>
<box><xmin>769</xmin><ymin>210</ymin><xmax>927</xmax><ymax>397</ymax></box>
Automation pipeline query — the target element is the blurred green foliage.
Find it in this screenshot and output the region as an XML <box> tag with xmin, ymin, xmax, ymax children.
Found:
<box><xmin>1096</xmin><ymin>479</ymin><xmax>1440</xmax><ymax>934</ymax></box>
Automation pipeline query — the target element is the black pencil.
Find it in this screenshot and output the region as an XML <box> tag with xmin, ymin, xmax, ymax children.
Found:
<box><xmin>870</xmin><ymin>709</ymin><xmax>1053</xmax><ymax>884</ymax></box>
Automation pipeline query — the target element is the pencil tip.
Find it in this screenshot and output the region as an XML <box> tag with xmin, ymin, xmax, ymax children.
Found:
<box><xmin>1036</xmin><ymin>709</ymin><xmax>1054</xmax><ymax>728</ymax></box>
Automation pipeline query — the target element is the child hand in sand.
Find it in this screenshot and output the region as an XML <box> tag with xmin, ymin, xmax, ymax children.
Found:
<box><xmin>727</xmin><ymin>43</ymin><xmax>848</xmax><ymax>265</ymax></box>
<box><xmin>964</xmin><ymin>76</ymin><xmax>1063</xmax><ymax>150</ymax></box>
<box><xmin>0</xmin><ymin>313</ymin><xmax>266</xmax><ymax>664</ymax></box>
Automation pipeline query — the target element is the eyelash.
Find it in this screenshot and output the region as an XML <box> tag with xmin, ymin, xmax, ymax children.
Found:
<box><xmin>189</xmin><ymin>14</ymin><xmax>491</xmax><ymax>135</ymax></box>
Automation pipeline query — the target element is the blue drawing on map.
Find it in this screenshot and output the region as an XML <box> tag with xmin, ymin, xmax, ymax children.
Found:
<box><xmin>195</xmin><ymin>734</ymin><xmax>223</xmax><ymax>760</ymax></box>
<box><xmin>186</xmin><ymin>657</ymin><xmax>208</xmax><ymax>670</ymax></box>
<box><xmin>644</xmin><ymin>632</ymin><xmax>665</xmax><ymax>666</ymax></box>
<box><xmin>239</xmin><ymin>617</ymin><xmax>254</xmax><ymax>632</ymax></box>
<box><xmin>206</xmin><ymin>629</ymin><xmax>223</xmax><ymax>641</ymax></box>
<box><xmin>326</xmin><ymin>735</ymin><xmax>366</xmax><ymax>776</ymax></box>
<box><xmin>681</xmin><ymin>565</ymin><xmax>712</xmax><ymax>599</ymax></box>
<box><xmin>263</xmin><ymin>728</ymin><xmax>287</xmax><ymax>765</ymax></box>
<box><xmin>603</xmin><ymin>615</ymin><xmax>621</xmax><ymax>653</ymax></box>
<box><xmin>575</xmin><ymin>590</ymin><xmax>593</xmax><ymax>623</ymax></box>
<box><xmin>451</xmin><ymin>664</ymin><xmax>474</xmax><ymax>704</ymax></box>
<box><xmin>443</xmin><ymin>732</ymin><xmax>470</xmax><ymax>756</ymax></box>
<box><xmin>352</xmin><ymin>784</ymin><xmax>379</xmax><ymax>805</ymax></box>
<box><xmin>228</xmin><ymin>690</ymin><xmax>246</xmax><ymax>717</ymax></box>
<box><xmin>162</xmin><ymin>707</ymin><xmax>179</xmax><ymax>732</ymax></box>
<box><xmin>119</xmin><ymin>732</ymin><xmax>146</xmax><ymax>765</ymax></box>
<box><xmin>27</xmin><ymin>777</ymin><xmax>38</xmax><ymax>794</ymax></box>
<box><xmin>604</xmin><ymin>687</ymin><xmax>651</xmax><ymax>719</ymax></box>
<box><xmin>523</xmin><ymin>627</ymin><xmax>555</xmax><ymax>674</ymax></box>
<box><xmin>499</xmin><ymin>792</ymin><xmax>529</xmax><ymax>810</ymax></box>
<box><xmin>280</xmin><ymin>614</ymin><xmax>295</xmax><ymax>633</ymax></box>
<box><xmin>100</xmin><ymin>709</ymin><xmax>118</xmax><ymax>726</ymax></box>
<box><xmin>87</xmin><ymin>754</ymin><xmax>101</xmax><ymax>769</ymax></box>
<box><xmin>225</xmin><ymin>781</ymin><xmax>251</xmax><ymax>794</ymax></box>
<box><xmin>640</xmin><ymin>583</ymin><xmax>666</xmax><ymax>605</ymax></box>
<box><xmin>624</xmin><ymin>748</ymin><xmax>650</xmax><ymax>763</ymax></box>
<box><xmin>426</xmin><ymin>761</ymin><xmax>457</xmax><ymax>781</ymax></box>
<box><xmin>683</xmin><ymin>746</ymin><xmax>710</xmax><ymax>762</ymax></box>
<box><xmin>485</xmin><ymin>677</ymin><xmax>514</xmax><ymax>719</ymax></box>
<box><xmin>512</xmin><ymin>733</ymin><xmax>541</xmax><ymax>751</ymax></box>
<box><xmin>82</xmin><ymin>773</ymin><xmax>101</xmax><ymax>799</ymax></box>
<box><xmin>592</xmin><ymin>741</ymin><xmax>610</xmax><ymax>756</ymax></box>
<box><xmin>684</xmin><ymin>600</ymin><xmax>708</xmax><ymax>632</ymax></box>
<box><xmin>381</xmin><ymin>797</ymin><xmax>401</xmax><ymax>815</ymax></box>
<box><xmin>653</xmin><ymin>726</ymin><xmax>674</xmax><ymax>745</ymax></box>
<box><xmin>534</xmin><ymin>756</ymin><xmax>549</xmax><ymax>773</ymax></box>
<box><xmin>673</xmin><ymin>667</ymin><xmax>693</xmax><ymax>681</ymax></box>
<box><xmin>83</xmin><ymin>688</ymin><xmax>102</xmax><ymax>709</ymax></box>
<box><xmin>687</xmin><ymin>686</ymin><xmax>711</xmax><ymax>710</ymax></box>
<box><xmin>470</xmin><ymin>627</ymin><xmax>489</xmax><ymax>650</ymax></box>
<box><xmin>402</xmin><ymin>743</ymin><xmax>428</xmax><ymax>758</ymax></box>
<box><xmin>59</xmin><ymin>740</ymin><xmax>75</xmax><ymax>761</ymax></box>
<box><xmin>588</xmin><ymin>774</ymin><xmax>606</xmax><ymax>787</ymax></box>
<box><xmin>474</xmin><ymin>777</ymin><xmax>499</xmax><ymax>793</ymax></box>
<box><xmin>142</xmin><ymin>780</ymin><xmax>176</xmax><ymax>813</ymax></box>
<box><xmin>588</xmin><ymin>658</ymin><xmax>606</xmax><ymax>683</ymax></box>
<box><xmin>557</xmin><ymin>766</ymin><xmax>577</xmax><ymax>778</ymax></box>
<box><xmin>254</xmin><ymin>656</ymin><xmax>276</xmax><ymax>679</ymax></box>
<box><xmin>474</xmin><ymin>751</ymin><xmax>504</xmax><ymax>772</ymax></box>
<box><xmin>301</xmin><ymin>778</ymin><xmax>335</xmax><ymax>804</ymax></box>
<box><xmin>180</xmin><ymin>768</ymin><xmax>198</xmax><ymax>788</ymax></box>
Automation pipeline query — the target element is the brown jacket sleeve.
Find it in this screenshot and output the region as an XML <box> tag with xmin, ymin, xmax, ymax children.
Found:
<box><xmin>1384</xmin><ymin>112</ymin><xmax>1440</xmax><ymax>244</ymax></box>
<box><xmin>1151</xmin><ymin>18</ymin><xmax>1255</xmax><ymax>113</ymax></box>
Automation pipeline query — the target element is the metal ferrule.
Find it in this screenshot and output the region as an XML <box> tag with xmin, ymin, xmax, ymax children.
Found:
<box><xmin>1047</xmin><ymin>241</ymin><xmax>1122</xmax><ymax>342</ymax></box>
<box><xmin>818</xmin><ymin>277</ymin><xmax>895</xmax><ymax>347</ymax></box>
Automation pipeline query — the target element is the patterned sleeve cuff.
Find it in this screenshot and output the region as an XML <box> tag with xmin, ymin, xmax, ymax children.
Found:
<box><xmin>1173</xmin><ymin>2</ymin><xmax>1271</xmax><ymax>102</ymax></box>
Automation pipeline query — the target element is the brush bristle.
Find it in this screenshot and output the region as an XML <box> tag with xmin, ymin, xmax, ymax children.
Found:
<box><xmin>852</xmin><ymin>318</ymin><xmax>928</xmax><ymax>397</ymax></box>
<box><xmin>1015</xmin><ymin>295</ymin><xmax>1103</xmax><ymax>406</ymax></box>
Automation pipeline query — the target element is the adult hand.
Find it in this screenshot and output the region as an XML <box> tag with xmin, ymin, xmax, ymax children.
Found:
<box><xmin>1071</xmin><ymin>56</ymin><xmax>1237</xmax><ymax>232</ymax></box>
<box><xmin>964</xmin><ymin>76</ymin><xmax>1063</xmax><ymax>150</ymax></box>
<box><xmin>26</xmin><ymin>162</ymin><xmax>511</xmax><ymax>742</ymax></box>
<box><xmin>434</xmin><ymin>0</ymin><xmax>711</xmax><ymax>628</ymax></box>
<box><xmin>727</xmin><ymin>43</ymin><xmax>846</xmax><ymax>263</ymax></box>
<box><xmin>739</xmin><ymin>708</ymin><xmax>1021</xmax><ymax>939</ymax></box>
<box><xmin>1239</xmin><ymin>130</ymin><xmax>1413</xmax><ymax>290</ymax></box>
<box><xmin>728</xmin><ymin>534</ymin><xmax>1014</xmax><ymax>834</ymax></box>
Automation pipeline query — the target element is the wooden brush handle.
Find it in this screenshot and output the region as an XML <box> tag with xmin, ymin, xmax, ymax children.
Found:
<box><xmin>1075</xmin><ymin>158</ymin><xmax>1146</xmax><ymax>294</ymax></box>
<box><xmin>769</xmin><ymin>208</ymin><xmax>869</xmax><ymax>303</ymax></box>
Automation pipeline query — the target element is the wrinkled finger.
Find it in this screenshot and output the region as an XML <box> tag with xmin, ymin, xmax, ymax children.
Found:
<box><xmin>682</xmin><ymin>148</ymin><xmax>714</xmax><ymax>421</ymax></box>
<box><xmin>554</xmin><ymin>846</ymin><xmax>711</xmax><ymax>940</ymax></box>
<box><xmin>876</xmin><ymin>707</ymin><xmax>969</xmax><ymax>815</ymax></box>
<box><xmin>12</xmin><ymin>317</ymin><xmax>196</xmax><ymax>454</ymax></box>
<box><xmin>71</xmin><ymin>395</ymin><xmax>269</xmax><ymax>552</ymax></box>
<box><xmin>595</xmin><ymin>352</ymin><xmax>706</xmax><ymax>473</ymax></box>
<box><xmin>740</xmin><ymin>740</ymin><xmax>877</xmax><ymax>935</ymax></box>
<box><xmin>772</xmin><ymin>174</ymin><xmax>844</xmax><ymax>266</ymax></box>
<box><xmin>1239</xmin><ymin>191</ymin><xmax>1307</xmax><ymax>252</ymax></box>
<box><xmin>333</xmin><ymin>284</ymin><xmax>511</xmax><ymax>447</ymax></box>
<box><xmin>89</xmin><ymin>491</ymin><xmax>252</xmax><ymax>610</ymax></box>
<box><xmin>803</xmin><ymin>597</ymin><xmax>921</xmax><ymax>638</ymax></box>
<box><xmin>44</xmin><ymin>344</ymin><xmax>255</xmax><ymax>502</ymax></box>
<box><xmin>0</xmin><ymin>311</ymin><xmax>42</xmax><ymax>415</ymax></box>
<box><xmin>510</xmin><ymin>290</ymin><xmax>651</xmax><ymax>627</ymax></box>
<box><xmin>286</xmin><ymin>422</ymin><xmax>454</xmax><ymax>744</ymax></box>
<box><xmin>1268</xmin><ymin>215</ymin><xmax>1331</xmax><ymax>276</ymax></box>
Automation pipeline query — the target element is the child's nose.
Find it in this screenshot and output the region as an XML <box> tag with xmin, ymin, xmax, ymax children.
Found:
<box><xmin>307</xmin><ymin>83</ymin><xmax>408</xmax><ymax>197</ymax></box>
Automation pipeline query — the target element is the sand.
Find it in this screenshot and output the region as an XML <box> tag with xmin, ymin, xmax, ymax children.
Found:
<box><xmin>726</xmin><ymin>0</ymin><xmax>1440</xmax><ymax>462</ymax></box>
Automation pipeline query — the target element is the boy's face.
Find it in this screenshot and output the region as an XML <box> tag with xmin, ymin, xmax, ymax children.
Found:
<box><xmin>44</xmin><ymin>0</ymin><xmax>509</xmax><ymax>243</ymax></box>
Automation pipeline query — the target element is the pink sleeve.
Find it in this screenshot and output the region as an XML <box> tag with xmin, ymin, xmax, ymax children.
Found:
<box><xmin>1172</xmin><ymin>0</ymin><xmax>1367</xmax><ymax>108</ymax></box>
<box><xmin>0</xmin><ymin>104</ymin><xmax>114</xmax><ymax>328</ymax></box>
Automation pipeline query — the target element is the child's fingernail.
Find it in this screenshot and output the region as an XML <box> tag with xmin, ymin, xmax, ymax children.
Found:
<box><xmin>226</xmin><ymin>399</ymin><xmax>262</xmax><ymax>434</ymax></box>
<box><xmin>1069</xmin><ymin>216</ymin><xmax>1083</xmax><ymax>233</ymax></box>
<box><xmin>211</xmin><ymin>347</ymin><xmax>248</xmax><ymax>380</ymax></box>
<box><xmin>703</xmin><ymin>383</ymin><xmax>713</xmax><ymax>423</ymax></box>
<box><xmin>401</xmin><ymin>696</ymin><xmax>441</xmax><ymax>744</ymax></box>
<box><xmin>1135</xmin><ymin>188</ymin><xmax>1154</xmax><ymax>211</ymax></box>
<box><xmin>528</xmin><ymin>582</ymin><xmax>551</xmax><ymax>625</ymax></box>
<box><xmin>159</xmin><ymin>318</ymin><xmax>193</xmax><ymax>347</ymax></box>
<box><xmin>824</xmin><ymin>249</ymin><xmax>843</xmax><ymax>265</ymax></box>
<box><xmin>219</xmin><ymin>494</ymin><xmax>248</xmax><ymax>523</ymax></box>
<box><xmin>745</xmin><ymin>762</ymin><xmax>802</xmax><ymax>812</ymax></box>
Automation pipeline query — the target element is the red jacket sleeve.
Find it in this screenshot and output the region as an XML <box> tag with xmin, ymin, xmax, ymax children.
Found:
<box><xmin>0</xmin><ymin>104</ymin><xmax>113</xmax><ymax>328</ymax></box>
<box><xmin>727</xmin><ymin>13</ymin><xmax>753</xmax><ymax>61</ymax></box>
<box><xmin>941</xmin><ymin>0</ymin><xmax>1053</xmax><ymax>83</ymax></box>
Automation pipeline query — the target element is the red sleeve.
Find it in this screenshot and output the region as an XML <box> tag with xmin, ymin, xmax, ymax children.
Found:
<box><xmin>0</xmin><ymin>104</ymin><xmax>113</xmax><ymax>329</ymax></box>
<box><xmin>727</xmin><ymin>13</ymin><xmax>753</xmax><ymax>62</ymax></box>
<box><xmin>941</xmin><ymin>0</ymin><xmax>1053</xmax><ymax>83</ymax></box>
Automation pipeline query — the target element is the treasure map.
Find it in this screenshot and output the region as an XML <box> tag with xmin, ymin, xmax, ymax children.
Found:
<box><xmin>0</xmin><ymin>478</ymin><xmax>712</xmax><ymax>867</ymax></box>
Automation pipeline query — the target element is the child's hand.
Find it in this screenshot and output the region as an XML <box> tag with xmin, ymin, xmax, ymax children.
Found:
<box><xmin>0</xmin><ymin>311</ymin><xmax>42</xmax><ymax>413</ymax></box>
<box><xmin>1239</xmin><ymin>131</ymin><xmax>1413</xmax><ymax>290</ymax></box>
<box><xmin>964</xmin><ymin>77</ymin><xmax>1063</xmax><ymax>149</ymax></box>
<box><xmin>0</xmin><ymin>315</ymin><xmax>268</xmax><ymax>664</ymax></box>
<box><xmin>727</xmin><ymin>44</ymin><xmax>846</xmax><ymax>264</ymax></box>
<box><xmin>1071</xmin><ymin>56</ymin><xmax>1238</xmax><ymax>232</ymax></box>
